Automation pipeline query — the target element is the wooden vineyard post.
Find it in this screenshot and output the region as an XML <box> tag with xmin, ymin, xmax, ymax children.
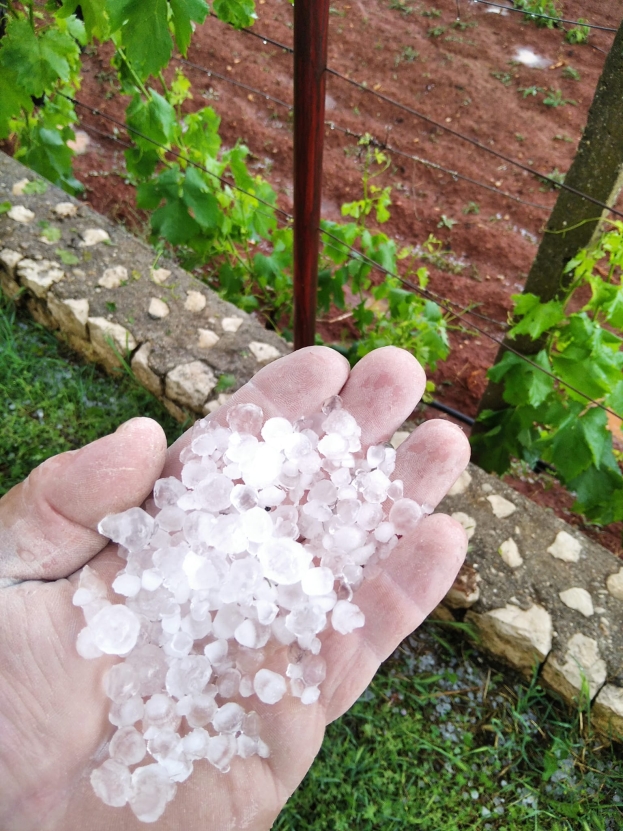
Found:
<box><xmin>293</xmin><ymin>0</ymin><xmax>330</xmax><ymax>350</ymax></box>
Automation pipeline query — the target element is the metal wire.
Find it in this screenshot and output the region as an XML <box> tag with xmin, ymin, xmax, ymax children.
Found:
<box><xmin>470</xmin><ymin>1</ymin><xmax>618</xmax><ymax>32</ymax></box>
<box><xmin>319</xmin><ymin>225</ymin><xmax>622</xmax><ymax>419</ymax></box>
<box><xmin>64</xmin><ymin>99</ymin><xmax>621</xmax><ymax>418</ymax></box>
<box><xmin>213</xmin><ymin>17</ymin><xmax>623</xmax><ymax>219</ymax></box>
<box><xmin>177</xmin><ymin>52</ymin><xmax>551</xmax><ymax>212</ymax></box>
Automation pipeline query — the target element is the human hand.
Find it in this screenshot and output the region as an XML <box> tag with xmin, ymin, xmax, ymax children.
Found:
<box><xmin>0</xmin><ymin>346</ymin><xmax>470</xmax><ymax>831</ymax></box>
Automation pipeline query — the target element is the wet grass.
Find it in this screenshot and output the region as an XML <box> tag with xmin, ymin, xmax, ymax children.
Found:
<box><xmin>3</xmin><ymin>295</ymin><xmax>623</xmax><ymax>829</ymax></box>
<box><xmin>278</xmin><ymin>624</ymin><xmax>623</xmax><ymax>830</ymax></box>
<box><xmin>0</xmin><ymin>294</ymin><xmax>185</xmax><ymax>496</ymax></box>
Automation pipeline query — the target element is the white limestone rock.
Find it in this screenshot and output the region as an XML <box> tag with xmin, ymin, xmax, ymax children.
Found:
<box><xmin>17</xmin><ymin>259</ymin><xmax>64</xmax><ymax>298</ymax></box>
<box><xmin>466</xmin><ymin>603</ymin><xmax>552</xmax><ymax>675</ymax></box>
<box><xmin>221</xmin><ymin>316</ymin><xmax>243</xmax><ymax>333</ymax></box>
<box><xmin>150</xmin><ymin>267</ymin><xmax>170</xmax><ymax>285</ymax></box>
<box><xmin>451</xmin><ymin>511</ymin><xmax>476</xmax><ymax>541</ymax></box>
<box><xmin>203</xmin><ymin>393</ymin><xmax>233</xmax><ymax>415</ymax></box>
<box><xmin>0</xmin><ymin>248</ymin><xmax>24</xmax><ymax>278</ymax></box>
<box><xmin>8</xmin><ymin>205</ymin><xmax>35</xmax><ymax>223</ymax></box>
<box><xmin>593</xmin><ymin>684</ymin><xmax>623</xmax><ymax>739</ymax></box>
<box><xmin>542</xmin><ymin>633</ymin><xmax>606</xmax><ymax>703</ymax></box>
<box><xmin>54</xmin><ymin>201</ymin><xmax>79</xmax><ymax>219</ymax></box>
<box><xmin>47</xmin><ymin>296</ymin><xmax>89</xmax><ymax>339</ymax></box>
<box><xmin>99</xmin><ymin>266</ymin><xmax>128</xmax><ymax>289</ymax></box>
<box><xmin>131</xmin><ymin>342</ymin><xmax>162</xmax><ymax>397</ymax></box>
<box><xmin>148</xmin><ymin>297</ymin><xmax>170</xmax><ymax>319</ymax></box>
<box><xmin>197</xmin><ymin>329</ymin><xmax>220</xmax><ymax>349</ymax></box>
<box><xmin>165</xmin><ymin>361</ymin><xmax>217</xmax><ymax>410</ymax></box>
<box><xmin>606</xmin><ymin>568</ymin><xmax>623</xmax><ymax>601</ymax></box>
<box><xmin>559</xmin><ymin>587</ymin><xmax>594</xmax><ymax>618</ymax></box>
<box><xmin>88</xmin><ymin>317</ymin><xmax>137</xmax><ymax>368</ymax></box>
<box><xmin>486</xmin><ymin>494</ymin><xmax>516</xmax><ymax>519</ymax></box>
<box><xmin>249</xmin><ymin>341</ymin><xmax>281</xmax><ymax>363</ymax></box>
<box><xmin>81</xmin><ymin>228</ymin><xmax>110</xmax><ymax>246</ymax></box>
<box><xmin>547</xmin><ymin>530</ymin><xmax>582</xmax><ymax>563</ymax></box>
<box><xmin>499</xmin><ymin>537</ymin><xmax>523</xmax><ymax>569</ymax></box>
<box><xmin>447</xmin><ymin>469</ymin><xmax>472</xmax><ymax>496</ymax></box>
<box><xmin>184</xmin><ymin>290</ymin><xmax>207</xmax><ymax>312</ymax></box>
<box><xmin>11</xmin><ymin>178</ymin><xmax>30</xmax><ymax>196</ymax></box>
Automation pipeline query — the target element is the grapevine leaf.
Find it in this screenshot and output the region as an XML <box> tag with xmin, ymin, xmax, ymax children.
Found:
<box><xmin>509</xmin><ymin>293</ymin><xmax>565</xmax><ymax>340</ymax></box>
<box><xmin>0</xmin><ymin>18</ymin><xmax>78</xmax><ymax>97</ymax></box>
<box><xmin>152</xmin><ymin>198</ymin><xmax>201</xmax><ymax>245</ymax></box>
<box><xmin>605</xmin><ymin>381</ymin><xmax>623</xmax><ymax>418</ymax></box>
<box><xmin>109</xmin><ymin>0</ymin><xmax>172</xmax><ymax>80</ymax></box>
<box><xmin>550</xmin><ymin>418</ymin><xmax>593</xmax><ymax>480</ymax></box>
<box><xmin>212</xmin><ymin>0</ymin><xmax>257</xmax><ymax>28</ymax></box>
<box><xmin>579</xmin><ymin>406</ymin><xmax>609</xmax><ymax>468</ymax></box>
<box><xmin>170</xmin><ymin>0</ymin><xmax>209</xmax><ymax>55</ymax></box>
<box><xmin>183</xmin><ymin>167</ymin><xmax>220</xmax><ymax>230</ymax></box>
<box><xmin>568</xmin><ymin>465</ymin><xmax>623</xmax><ymax>524</ymax></box>
<box><xmin>487</xmin><ymin>349</ymin><xmax>554</xmax><ymax>407</ymax></box>
<box><xmin>126</xmin><ymin>90</ymin><xmax>177</xmax><ymax>148</ymax></box>
<box><xmin>226</xmin><ymin>145</ymin><xmax>254</xmax><ymax>190</ymax></box>
<box><xmin>58</xmin><ymin>0</ymin><xmax>110</xmax><ymax>40</ymax></box>
<box><xmin>19</xmin><ymin>127</ymin><xmax>83</xmax><ymax>194</ymax></box>
<box><xmin>184</xmin><ymin>107</ymin><xmax>222</xmax><ymax>160</ymax></box>
<box><xmin>0</xmin><ymin>67</ymin><xmax>33</xmax><ymax>139</ymax></box>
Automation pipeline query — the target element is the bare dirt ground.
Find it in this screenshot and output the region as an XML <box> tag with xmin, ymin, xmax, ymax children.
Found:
<box><xmin>64</xmin><ymin>0</ymin><xmax>623</xmax><ymax>554</ymax></box>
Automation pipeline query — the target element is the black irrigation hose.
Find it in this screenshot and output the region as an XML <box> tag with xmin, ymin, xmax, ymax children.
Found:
<box><xmin>427</xmin><ymin>399</ymin><xmax>475</xmax><ymax>426</ymax></box>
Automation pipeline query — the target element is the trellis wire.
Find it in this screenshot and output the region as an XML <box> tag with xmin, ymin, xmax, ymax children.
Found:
<box><xmin>212</xmin><ymin>17</ymin><xmax>623</xmax><ymax>219</ymax></box>
<box><xmin>469</xmin><ymin>1</ymin><xmax>617</xmax><ymax>32</ymax></box>
<box><xmin>177</xmin><ymin>53</ymin><xmax>551</xmax><ymax>212</ymax></box>
<box><xmin>66</xmin><ymin>93</ymin><xmax>623</xmax><ymax>419</ymax></box>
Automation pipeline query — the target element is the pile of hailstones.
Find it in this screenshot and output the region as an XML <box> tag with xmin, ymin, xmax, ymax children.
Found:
<box><xmin>74</xmin><ymin>397</ymin><xmax>425</xmax><ymax>823</ymax></box>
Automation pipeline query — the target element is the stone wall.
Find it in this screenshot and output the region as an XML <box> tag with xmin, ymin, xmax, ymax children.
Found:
<box><xmin>3</xmin><ymin>150</ymin><xmax>623</xmax><ymax>740</ymax></box>
<box><xmin>0</xmin><ymin>152</ymin><xmax>289</xmax><ymax>424</ymax></box>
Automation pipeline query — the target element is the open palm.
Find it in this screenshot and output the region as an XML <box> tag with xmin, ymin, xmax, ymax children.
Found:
<box><xmin>0</xmin><ymin>346</ymin><xmax>470</xmax><ymax>831</ymax></box>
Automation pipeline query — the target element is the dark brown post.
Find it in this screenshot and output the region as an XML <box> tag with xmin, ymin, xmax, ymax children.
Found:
<box><xmin>293</xmin><ymin>0</ymin><xmax>330</xmax><ymax>350</ymax></box>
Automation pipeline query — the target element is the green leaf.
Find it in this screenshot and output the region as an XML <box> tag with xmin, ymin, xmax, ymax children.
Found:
<box><xmin>509</xmin><ymin>293</ymin><xmax>565</xmax><ymax>340</ymax></box>
<box><xmin>0</xmin><ymin>201</ymin><xmax>11</xmax><ymax>214</ymax></box>
<box><xmin>226</xmin><ymin>144</ymin><xmax>254</xmax><ymax>190</ymax></box>
<box><xmin>184</xmin><ymin>107</ymin><xmax>222</xmax><ymax>161</ymax></box>
<box><xmin>183</xmin><ymin>167</ymin><xmax>220</xmax><ymax>230</ymax></box>
<box><xmin>579</xmin><ymin>406</ymin><xmax>609</xmax><ymax>468</ymax></box>
<box><xmin>127</xmin><ymin>90</ymin><xmax>177</xmax><ymax>146</ymax></box>
<box><xmin>212</xmin><ymin>0</ymin><xmax>257</xmax><ymax>28</ymax></box>
<box><xmin>58</xmin><ymin>0</ymin><xmax>110</xmax><ymax>40</ymax></box>
<box><xmin>152</xmin><ymin>198</ymin><xmax>201</xmax><ymax>245</ymax></box>
<box><xmin>170</xmin><ymin>0</ymin><xmax>209</xmax><ymax>54</ymax></box>
<box><xmin>550</xmin><ymin>416</ymin><xmax>593</xmax><ymax>480</ymax></box>
<box><xmin>605</xmin><ymin>381</ymin><xmax>623</xmax><ymax>418</ymax></box>
<box><xmin>487</xmin><ymin>349</ymin><xmax>554</xmax><ymax>408</ymax></box>
<box><xmin>64</xmin><ymin>15</ymin><xmax>87</xmax><ymax>46</ymax></box>
<box><xmin>0</xmin><ymin>66</ymin><xmax>33</xmax><ymax>139</ymax></box>
<box><xmin>110</xmin><ymin>0</ymin><xmax>172</xmax><ymax>80</ymax></box>
<box><xmin>0</xmin><ymin>18</ymin><xmax>78</xmax><ymax>97</ymax></box>
<box><xmin>19</xmin><ymin>127</ymin><xmax>83</xmax><ymax>195</ymax></box>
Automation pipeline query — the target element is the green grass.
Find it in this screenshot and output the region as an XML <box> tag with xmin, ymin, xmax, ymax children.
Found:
<box><xmin>278</xmin><ymin>625</ymin><xmax>623</xmax><ymax>830</ymax></box>
<box><xmin>3</xmin><ymin>297</ymin><xmax>623</xmax><ymax>829</ymax></box>
<box><xmin>0</xmin><ymin>294</ymin><xmax>185</xmax><ymax>496</ymax></box>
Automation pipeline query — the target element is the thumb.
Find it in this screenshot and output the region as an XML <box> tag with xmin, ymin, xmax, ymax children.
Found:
<box><xmin>0</xmin><ymin>417</ymin><xmax>167</xmax><ymax>585</ymax></box>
